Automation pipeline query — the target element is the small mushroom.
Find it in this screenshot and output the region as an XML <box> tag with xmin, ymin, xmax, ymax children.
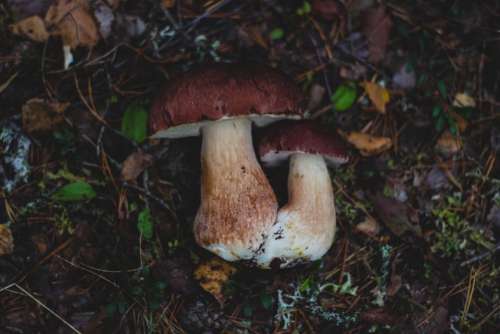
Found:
<box><xmin>256</xmin><ymin>120</ymin><xmax>349</xmax><ymax>268</ymax></box>
<box><xmin>150</xmin><ymin>63</ymin><xmax>305</xmax><ymax>262</ymax></box>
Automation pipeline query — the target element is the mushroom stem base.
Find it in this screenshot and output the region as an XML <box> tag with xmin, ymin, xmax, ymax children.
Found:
<box><xmin>256</xmin><ymin>153</ymin><xmax>336</xmax><ymax>268</ymax></box>
<box><xmin>194</xmin><ymin>118</ymin><xmax>278</xmax><ymax>261</ymax></box>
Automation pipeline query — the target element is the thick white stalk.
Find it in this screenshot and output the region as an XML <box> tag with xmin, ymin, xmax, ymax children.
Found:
<box><xmin>193</xmin><ymin>118</ymin><xmax>278</xmax><ymax>261</ymax></box>
<box><xmin>256</xmin><ymin>153</ymin><xmax>336</xmax><ymax>268</ymax></box>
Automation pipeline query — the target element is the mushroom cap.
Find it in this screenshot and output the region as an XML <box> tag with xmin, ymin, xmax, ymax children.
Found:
<box><xmin>150</xmin><ymin>63</ymin><xmax>305</xmax><ymax>138</ymax></box>
<box><xmin>258</xmin><ymin>120</ymin><xmax>350</xmax><ymax>167</ymax></box>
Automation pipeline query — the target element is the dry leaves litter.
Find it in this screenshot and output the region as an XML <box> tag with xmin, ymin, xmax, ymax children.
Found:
<box><xmin>363</xmin><ymin>81</ymin><xmax>390</xmax><ymax>113</ymax></box>
<box><xmin>0</xmin><ymin>224</ymin><xmax>14</xmax><ymax>256</ymax></box>
<box><xmin>45</xmin><ymin>0</ymin><xmax>99</xmax><ymax>49</ymax></box>
<box><xmin>436</xmin><ymin>130</ymin><xmax>462</xmax><ymax>156</ymax></box>
<box><xmin>355</xmin><ymin>216</ymin><xmax>381</xmax><ymax>237</ymax></box>
<box><xmin>341</xmin><ymin>131</ymin><xmax>392</xmax><ymax>156</ymax></box>
<box><xmin>22</xmin><ymin>98</ymin><xmax>69</xmax><ymax>133</ymax></box>
<box><xmin>121</xmin><ymin>150</ymin><xmax>153</xmax><ymax>182</ymax></box>
<box><xmin>194</xmin><ymin>258</ymin><xmax>237</xmax><ymax>304</ymax></box>
<box><xmin>362</xmin><ymin>5</ymin><xmax>392</xmax><ymax>64</ymax></box>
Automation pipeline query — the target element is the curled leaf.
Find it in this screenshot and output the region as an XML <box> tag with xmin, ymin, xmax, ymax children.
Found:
<box><xmin>121</xmin><ymin>150</ymin><xmax>153</xmax><ymax>182</ymax></box>
<box><xmin>363</xmin><ymin>81</ymin><xmax>390</xmax><ymax>114</ymax></box>
<box><xmin>341</xmin><ymin>131</ymin><xmax>392</xmax><ymax>156</ymax></box>
<box><xmin>9</xmin><ymin>15</ymin><xmax>49</xmax><ymax>42</ymax></box>
<box><xmin>194</xmin><ymin>258</ymin><xmax>237</xmax><ymax>304</ymax></box>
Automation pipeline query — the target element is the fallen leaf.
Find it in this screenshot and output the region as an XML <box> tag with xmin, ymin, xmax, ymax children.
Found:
<box><xmin>453</xmin><ymin>92</ymin><xmax>476</xmax><ymax>108</ymax></box>
<box><xmin>52</xmin><ymin>181</ymin><xmax>97</xmax><ymax>202</ymax></box>
<box><xmin>162</xmin><ymin>0</ymin><xmax>176</xmax><ymax>9</ymax></box>
<box><xmin>436</xmin><ymin>130</ymin><xmax>462</xmax><ymax>156</ymax></box>
<box><xmin>360</xmin><ymin>308</ymin><xmax>397</xmax><ymax>325</ymax></box>
<box><xmin>121</xmin><ymin>150</ymin><xmax>153</xmax><ymax>182</ymax></box>
<box><xmin>341</xmin><ymin>131</ymin><xmax>392</xmax><ymax>156</ymax></box>
<box><xmin>45</xmin><ymin>0</ymin><xmax>99</xmax><ymax>49</ymax></box>
<box><xmin>370</xmin><ymin>193</ymin><xmax>422</xmax><ymax>237</ymax></box>
<box><xmin>362</xmin><ymin>5</ymin><xmax>392</xmax><ymax>63</ymax></box>
<box><xmin>448</xmin><ymin>110</ymin><xmax>468</xmax><ymax>132</ymax></box>
<box><xmin>194</xmin><ymin>258</ymin><xmax>237</xmax><ymax>304</ymax></box>
<box><xmin>22</xmin><ymin>98</ymin><xmax>69</xmax><ymax>133</ymax></box>
<box><xmin>9</xmin><ymin>15</ymin><xmax>49</xmax><ymax>42</ymax></box>
<box><xmin>363</xmin><ymin>81</ymin><xmax>390</xmax><ymax>113</ymax></box>
<box><xmin>0</xmin><ymin>224</ymin><xmax>14</xmax><ymax>256</ymax></box>
<box><xmin>355</xmin><ymin>216</ymin><xmax>381</xmax><ymax>237</ymax></box>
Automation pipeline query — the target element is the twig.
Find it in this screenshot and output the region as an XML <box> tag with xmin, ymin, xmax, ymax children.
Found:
<box><xmin>0</xmin><ymin>283</ymin><xmax>82</xmax><ymax>334</ymax></box>
<box><xmin>460</xmin><ymin>243</ymin><xmax>500</xmax><ymax>267</ymax></box>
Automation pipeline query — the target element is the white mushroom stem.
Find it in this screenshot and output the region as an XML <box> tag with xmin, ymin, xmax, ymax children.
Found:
<box><xmin>193</xmin><ymin>118</ymin><xmax>278</xmax><ymax>261</ymax></box>
<box><xmin>256</xmin><ymin>153</ymin><xmax>336</xmax><ymax>268</ymax></box>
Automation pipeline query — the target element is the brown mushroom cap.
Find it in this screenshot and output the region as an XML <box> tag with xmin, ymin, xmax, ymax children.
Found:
<box><xmin>258</xmin><ymin>120</ymin><xmax>350</xmax><ymax>167</ymax></box>
<box><xmin>150</xmin><ymin>63</ymin><xmax>305</xmax><ymax>137</ymax></box>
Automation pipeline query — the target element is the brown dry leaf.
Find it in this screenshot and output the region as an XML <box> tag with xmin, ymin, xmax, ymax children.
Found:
<box><xmin>342</xmin><ymin>131</ymin><xmax>392</xmax><ymax>156</ymax></box>
<box><xmin>45</xmin><ymin>0</ymin><xmax>99</xmax><ymax>49</ymax></box>
<box><xmin>9</xmin><ymin>15</ymin><xmax>49</xmax><ymax>42</ymax></box>
<box><xmin>370</xmin><ymin>193</ymin><xmax>422</xmax><ymax>237</ymax></box>
<box><xmin>162</xmin><ymin>0</ymin><xmax>176</xmax><ymax>8</ymax></box>
<box><xmin>448</xmin><ymin>110</ymin><xmax>468</xmax><ymax>132</ymax></box>
<box><xmin>22</xmin><ymin>98</ymin><xmax>69</xmax><ymax>133</ymax></box>
<box><xmin>355</xmin><ymin>216</ymin><xmax>381</xmax><ymax>237</ymax></box>
<box><xmin>363</xmin><ymin>81</ymin><xmax>390</xmax><ymax>113</ymax></box>
<box><xmin>436</xmin><ymin>130</ymin><xmax>462</xmax><ymax>156</ymax></box>
<box><xmin>312</xmin><ymin>0</ymin><xmax>346</xmax><ymax>22</ymax></box>
<box><xmin>121</xmin><ymin>150</ymin><xmax>153</xmax><ymax>182</ymax></box>
<box><xmin>0</xmin><ymin>224</ymin><xmax>14</xmax><ymax>256</ymax></box>
<box><xmin>194</xmin><ymin>258</ymin><xmax>237</xmax><ymax>304</ymax></box>
<box><xmin>362</xmin><ymin>5</ymin><xmax>392</xmax><ymax>63</ymax></box>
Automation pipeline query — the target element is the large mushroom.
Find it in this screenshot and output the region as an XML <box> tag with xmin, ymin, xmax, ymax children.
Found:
<box><xmin>256</xmin><ymin>120</ymin><xmax>349</xmax><ymax>268</ymax></box>
<box><xmin>150</xmin><ymin>63</ymin><xmax>304</xmax><ymax>262</ymax></box>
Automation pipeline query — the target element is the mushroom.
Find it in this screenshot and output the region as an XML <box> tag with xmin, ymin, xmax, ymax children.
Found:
<box><xmin>256</xmin><ymin>120</ymin><xmax>349</xmax><ymax>268</ymax></box>
<box><xmin>150</xmin><ymin>63</ymin><xmax>304</xmax><ymax>262</ymax></box>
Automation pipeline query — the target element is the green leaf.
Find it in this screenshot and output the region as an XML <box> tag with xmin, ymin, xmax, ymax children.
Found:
<box><xmin>138</xmin><ymin>208</ymin><xmax>154</xmax><ymax>239</ymax></box>
<box><xmin>121</xmin><ymin>102</ymin><xmax>148</xmax><ymax>143</ymax></box>
<box><xmin>270</xmin><ymin>28</ymin><xmax>284</xmax><ymax>40</ymax></box>
<box><xmin>331</xmin><ymin>83</ymin><xmax>357</xmax><ymax>111</ymax></box>
<box><xmin>260</xmin><ymin>293</ymin><xmax>273</xmax><ymax>310</ymax></box>
<box><xmin>432</xmin><ymin>105</ymin><xmax>442</xmax><ymax>118</ymax></box>
<box><xmin>437</xmin><ymin>80</ymin><xmax>447</xmax><ymax>99</ymax></box>
<box><xmin>52</xmin><ymin>181</ymin><xmax>96</xmax><ymax>202</ymax></box>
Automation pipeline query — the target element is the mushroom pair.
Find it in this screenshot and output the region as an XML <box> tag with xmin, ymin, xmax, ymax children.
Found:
<box><xmin>150</xmin><ymin>63</ymin><xmax>348</xmax><ymax>268</ymax></box>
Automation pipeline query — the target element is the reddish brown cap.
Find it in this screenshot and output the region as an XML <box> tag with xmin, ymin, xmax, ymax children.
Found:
<box><xmin>150</xmin><ymin>63</ymin><xmax>305</xmax><ymax>137</ymax></box>
<box><xmin>258</xmin><ymin>120</ymin><xmax>349</xmax><ymax>166</ymax></box>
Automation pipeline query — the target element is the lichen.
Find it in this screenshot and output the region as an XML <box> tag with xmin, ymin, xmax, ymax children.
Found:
<box><xmin>0</xmin><ymin>122</ymin><xmax>31</xmax><ymax>193</ymax></box>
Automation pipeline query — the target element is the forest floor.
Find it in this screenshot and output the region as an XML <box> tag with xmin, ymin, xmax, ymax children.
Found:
<box><xmin>1</xmin><ymin>0</ymin><xmax>500</xmax><ymax>333</ymax></box>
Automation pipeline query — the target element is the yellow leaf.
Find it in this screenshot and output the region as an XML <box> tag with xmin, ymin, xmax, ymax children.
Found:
<box><xmin>9</xmin><ymin>16</ymin><xmax>49</xmax><ymax>42</ymax></box>
<box><xmin>194</xmin><ymin>258</ymin><xmax>237</xmax><ymax>304</ymax></box>
<box><xmin>342</xmin><ymin>131</ymin><xmax>392</xmax><ymax>156</ymax></box>
<box><xmin>453</xmin><ymin>93</ymin><xmax>476</xmax><ymax>108</ymax></box>
<box><xmin>363</xmin><ymin>81</ymin><xmax>390</xmax><ymax>114</ymax></box>
<box><xmin>0</xmin><ymin>224</ymin><xmax>14</xmax><ymax>256</ymax></box>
